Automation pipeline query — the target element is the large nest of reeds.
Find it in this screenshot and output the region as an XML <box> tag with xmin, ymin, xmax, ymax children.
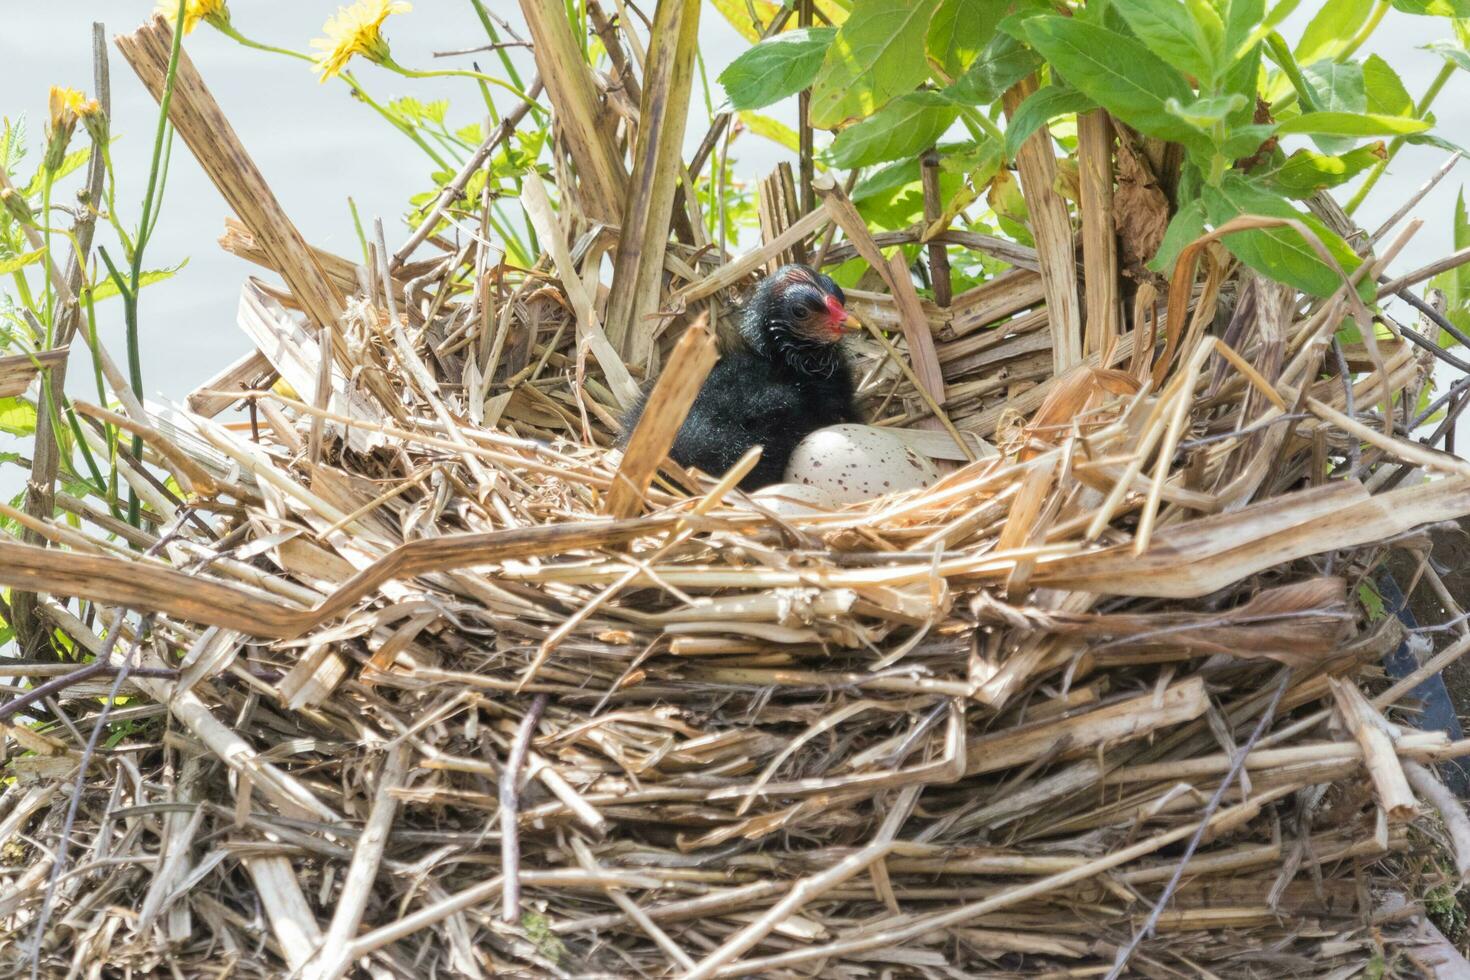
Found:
<box><xmin>6</xmin><ymin>10</ymin><xmax>1470</xmax><ymax>980</ymax></box>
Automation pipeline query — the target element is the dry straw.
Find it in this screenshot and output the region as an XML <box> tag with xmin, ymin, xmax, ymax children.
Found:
<box><xmin>3</xmin><ymin>8</ymin><xmax>1470</xmax><ymax>979</ymax></box>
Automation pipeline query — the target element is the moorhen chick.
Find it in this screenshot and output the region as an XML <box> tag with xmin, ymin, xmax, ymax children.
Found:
<box><xmin>621</xmin><ymin>263</ymin><xmax>864</xmax><ymax>490</ymax></box>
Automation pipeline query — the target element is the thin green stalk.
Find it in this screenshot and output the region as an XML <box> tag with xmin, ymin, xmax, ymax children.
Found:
<box><xmin>10</xmin><ymin>271</ymin><xmax>36</xmax><ymax>314</ymax></box>
<box><xmin>1265</xmin><ymin>32</ymin><xmax>1319</xmax><ymax>113</ymax></box>
<box><xmin>1346</xmin><ymin>60</ymin><xmax>1457</xmax><ymax>214</ymax></box>
<box><xmin>348</xmin><ymin>196</ymin><xmax>370</xmax><ymax>265</ymax></box>
<box><xmin>1337</xmin><ymin>0</ymin><xmax>1389</xmax><ymax>64</ymax></box>
<box><xmin>341</xmin><ymin>71</ymin><xmax>453</xmax><ymax>171</ymax></box>
<box><xmin>959</xmin><ymin>105</ymin><xmax>1004</xmax><ymax>144</ymax></box>
<box><xmin>386</xmin><ymin>61</ymin><xmax>539</xmax><ymax>108</ymax></box>
<box><xmin>470</xmin><ymin>0</ymin><xmax>528</xmax><ymax>91</ymax></box>
<box><xmin>40</xmin><ymin>175</ymin><xmax>55</xmax><ymax>343</ymax></box>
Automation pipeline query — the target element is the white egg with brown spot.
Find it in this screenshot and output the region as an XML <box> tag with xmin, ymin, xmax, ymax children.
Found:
<box><xmin>749</xmin><ymin>482</ymin><xmax>837</xmax><ymax>516</ymax></box>
<box><xmin>783</xmin><ymin>424</ymin><xmax>939</xmax><ymax>505</ymax></box>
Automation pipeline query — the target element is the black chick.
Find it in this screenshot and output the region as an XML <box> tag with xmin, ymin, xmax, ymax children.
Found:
<box><xmin>621</xmin><ymin>264</ymin><xmax>863</xmax><ymax>490</ymax></box>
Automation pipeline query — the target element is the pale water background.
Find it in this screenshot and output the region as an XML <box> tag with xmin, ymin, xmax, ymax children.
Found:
<box><xmin>0</xmin><ymin>3</ymin><xmax>1466</xmax><ymax>482</ymax></box>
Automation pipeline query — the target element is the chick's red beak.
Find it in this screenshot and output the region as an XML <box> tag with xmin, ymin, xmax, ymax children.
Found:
<box><xmin>824</xmin><ymin>294</ymin><xmax>862</xmax><ymax>336</ymax></box>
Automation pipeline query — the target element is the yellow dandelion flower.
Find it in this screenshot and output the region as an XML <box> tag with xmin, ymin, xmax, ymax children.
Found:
<box><xmin>311</xmin><ymin>0</ymin><xmax>412</xmax><ymax>82</ymax></box>
<box><xmin>155</xmin><ymin>0</ymin><xmax>231</xmax><ymax>35</ymax></box>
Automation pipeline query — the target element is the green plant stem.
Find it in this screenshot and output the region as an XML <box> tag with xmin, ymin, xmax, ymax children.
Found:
<box><xmin>959</xmin><ymin>106</ymin><xmax>1004</xmax><ymax>144</ymax></box>
<box><xmin>40</xmin><ymin>175</ymin><xmax>55</xmax><ymax>343</ymax></box>
<box><xmin>1346</xmin><ymin>60</ymin><xmax>1456</xmax><ymax>215</ymax></box>
<box><xmin>469</xmin><ymin>0</ymin><xmax>529</xmax><ymax>92</ymax></box>
<box><xmin>10</xmin><ymin>271</ymin><xmax>36</xmax><ymax>314</ymax></box>
<box><xmin>1264</xmin><ymin>32</ymin><xmax>1318</xmax><ymax>113</ymax></box>
<box><xmin>1337</xmin><ymin>1</ymin><xmax>1389</xmax><ymax>64</ymax></box>
<box><xmin>385</xmin><ymin>60</ymin><xmax>540</xmax><ymax>108</ymax></box>
<box><xmin>216</xmin><ymin>24</ymin><xmax>456</xmax><ymax>170</ymax></box>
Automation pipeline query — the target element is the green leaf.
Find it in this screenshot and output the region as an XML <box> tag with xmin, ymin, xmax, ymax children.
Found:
<box><xmin>948</xmin><ymin>30</ymin><xmax>1042</xmax><ymax>104</ymax></box>
<box><xmin>827</xmin><ymin>91</ymin><xmax>960</xmax><ymax>167</ymax></box>
<box><xmin>853</xmin><ymin>157</ymin><xmax>923</xmax><ymax>201</ymax></box>
<box><xmin>1406</xmin><ymin>132</ymin><xmax>1470</xmax><ymax>154</ymax></box>
<box><xmin>1358</xmin><ymin>580</ymin><xmax>1386</xmax><ymax>622</ymax></box>
<box><xmin>1221</xmin><ymin>34</ymin><xmax>1263</xmax><ymax>127</ymax></box>
<box><xmin>1201</xmin><ymin>174</ymin><xmax>1364</xmax><ymax>297</ymax></box>
<box><xmin>0</xmin><ymin>397</ymin><xmax>37</xmax><ymax>437</ymax></box>
<box><xmin>1003</xmin><ymin>85</ymin><xmax>1095</xmax><ymax>161</ymax></box>
<box><xmin>1148</xmin><ymin>197</ymin><xmax>1207</xmax><ymax>275</ymax></box>
<box><xmin>1233</xmin><ymin>0</ymin><xmax>1301</xmax><ymax>59</ymax></box>
<box><xmin>737</xmin><ymin>111</ymin><xmax>804</xmax><ymax>155</ymax></box>
<box><xmin>88</xmin><ymin>261</ymin><xmax>187</xmax><ymax>303</ymax></box>
<box><xmin>1391</xmin><ymin>0</ymin><xmax>1470</xmax><ymax>14</ymax></box>
<box><xmin>1110</xmin><ymin>0</ymin><xmax>1218</xmax><ymax>84</ymax></box>
<box><xmin>1425</xmin><ymin>39</ymin><xmax>1470</xmax><ymax>74</ymax></box>
<box><xmin>809</xmin><ymin>0</ymin><xmax>940</xmax><ymax>128</ymax></box>
<box><xmin>1430</xmin><ymin>187</ymin><xmax>1470</xmax><ymax>311</ymax></box>
<box><xmin>1275</xmin><ymin>111</ymin><xmax>1430</xmax><ymax>136</ymax></box>
<box><xmin>1363</xmin><ymin>54</ymin><xmax>1413</xmax><ymax>117</ymax></box>
<box><xmin>1020</xmin><ymin>16</ymin><xmax>1211</xmax><ymax>155</ymax></box>
<box><xmin>1264</xmin><ymin>143</ymin><xmax>1386</xmax><ymax>197</ymax></box>
<box><xmin>1221</xmin><ymin>123</ymin><xmax>1279</xmax><ymax>158</ymax></box>
<box><xmin>1302</xmin><ymin>60</ymin><xmax>1365</xmax><ymax>114</ymax></box>
<box><xmin>1301</xmin><ymin>59</ymin><xmax>1366</xmax><ymax>153</ymax></box>
<box><xmin>1165</xmin><ymin>93</ymin><xmax>1248</xmax><ymax>130</ymax></box>
<box><xmin>718</xmin><ymin>27</ymin><xmax>837</xmax><ymax>110</ymax></box>
<box><xmin>926</xmin><ymin>0</ymin><xmax>1004</xmax><ymax>80</ymax></box>
<box><xmin>0</xmin><ymin>248</ymin><xmax>43</xmax><ymax>275</ymax></box>
<box><xmin>1295</xmin><ymin>0</ymin><xmax>1374</xmax><ymax>65</ymax></box>
<box><xmin>1223</xmin><ymin>0</ymin><xmax>1266</xmax><ymax>60</ymax></box>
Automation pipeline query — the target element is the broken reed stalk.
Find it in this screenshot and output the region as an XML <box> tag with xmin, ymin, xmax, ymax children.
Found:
<box><xmin>605</xmin><ymin>317</ymin><xmax>718</xmax><ymax>517</ymax></box>
<box><xmin>603</xmin><ymin>0</ymin><xmax>700</xmax><ymax>366</ymax></box>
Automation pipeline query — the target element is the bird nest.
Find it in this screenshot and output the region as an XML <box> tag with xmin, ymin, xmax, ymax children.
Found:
<box><xmin>5</xmin><ymin>13</ymin><xmax>1470</xmax><ymax>980</ymax></box>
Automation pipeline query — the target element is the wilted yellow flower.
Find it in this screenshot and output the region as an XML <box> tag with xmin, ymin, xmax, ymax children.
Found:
<box><xmin>311</xmin><ymin>0</ymin><xmax>412</xmax><ymax>82</ymax></box>
<box><xmin>155</xmin><ymin>0</ymin><xmax>231</xmax><ymax>35</ymax></box>
<box><xmin>44</xmin><ymin>86</ymin><xmax>98</xmax><ymax>173</ymax></box>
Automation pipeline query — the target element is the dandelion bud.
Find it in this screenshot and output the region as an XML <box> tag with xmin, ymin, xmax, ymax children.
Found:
<box><xmin>44</xmin><ymin>86</ymin><xmax>89</xmax><ymax>174</ymax></box>
<box><xmin>1</xmin><ymin>187</ymin><xmax>34</xmax><ymax>227</ymax></box>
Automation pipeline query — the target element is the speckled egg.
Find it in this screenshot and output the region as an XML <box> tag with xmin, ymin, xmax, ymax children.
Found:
<box><xmin>749</xmin><ymin>482</ymin><xmax>838</xmax><ymax>516</ymax></box>
<box><xmin>783</xmin><ymin>424</ymin><xmax>939</xmax><ymax>505</ymax></box>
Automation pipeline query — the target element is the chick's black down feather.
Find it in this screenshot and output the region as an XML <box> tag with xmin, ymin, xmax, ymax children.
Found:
<box><xmin>619</xmin><ymin>264</ymin><xmax>861</xmax><ymax>490</ymax></box>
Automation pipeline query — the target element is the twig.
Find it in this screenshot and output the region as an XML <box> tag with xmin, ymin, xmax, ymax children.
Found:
<box><xmin>390</xmin><ymin>76</ymin><xmax>544</xmax><ymax>270</ymax></box>
<box><xmin>501</xmin><ymin>692</ymin><xmax>549</xmax><ymax>923</ymax></box>
<box><xmin>1102</xmin><ymin>670</ymin><xmax>1291</xmax><ymax>980</ymax></box>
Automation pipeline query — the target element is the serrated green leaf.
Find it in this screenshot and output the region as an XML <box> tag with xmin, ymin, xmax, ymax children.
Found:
<box><xmin>88</xmin><ymin>261</ymin><xmax>187</xmax><ymax>303</ymax></box>
<box><xmin>1295</xmin><ymin>0</ymin><xmax>1374</xmax><ymax>65</ymax></box>
<box><xmin>1020</xmin><ymin>16</ymin><xmax>1212</xmax><ymax>155</ymax></box>
<box><xmin>809</xmin><ymin>0</ymin><xmax>939</xmax><ymax>129</ymax></box>
<box><xmin>827</xmin><ymin>91</ymin><xmax>960</xmax><ymax>167</ymax></box>
<box><xmin>1003</xmin><ymin>85</ymin><xmax>1095</xmax><ymax>161</ymax></box>
<box><xmin>1110</xmin><ymin>0</ymin><xmax>1218</xmax><ymax>84</ymax></box>
<box><xmin>1149</xmin><ymin>197</ymin><xmax>1207</xmax><ymax>275</ymax></box>
<box><xmin>23</xmin><ymin>145</ymin><xmax>92</xmax><ymax>197</ymax></box>
<box><xmin>948</xmin><ymin>28</ymin><xmax>1042</xmax><ymax>104</ymax></box>
<box><xmin>1201</xmin><ymin>174</ymin><xmax>1364</xmax><ymax>298</ymax></box>
<box><xmin>0</xmin><ymin>248</ymin><xmax>43</xmax><ymax>275</ymax></box>
<box><xmin>1391</xmin><ymin>0</ymin><xmax>1470</xmax><ymax>14</ymax></box>
<box><xmin>1275</xmin><ymin>111</ymin><xmax>1430</xmax><ymax>136</ymax></box>
<box><xmin>0</xmin><ymin>397</ymin><xmax>37</xmax><ymax>437</ymax></box>
<box><xmin>1362</xmin><ymin>54</ymin><xmax>1413</xmax><ymax>118</ymax></box>
<box><xmin>1265</xmin><ymin>143</ymin><xmax>1386</xmax><ymax>197</ymax></box>
<box><xmin>718</xmin><ymin>28</ymin><xmax>837</xmax><ymax>111</ymax></box>
<box><xmin>927</xmin><ymin>0</ymin><xmax>1004</xmax><ymax>80</ymax></box>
